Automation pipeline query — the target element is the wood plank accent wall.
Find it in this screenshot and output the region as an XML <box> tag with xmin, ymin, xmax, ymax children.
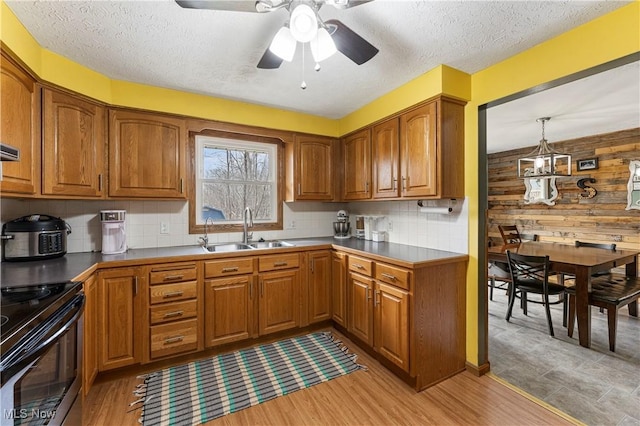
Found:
<box><xmin>487</xmin><ymin>128</ymin><xmax>640</xmax><ymax>264</ymax></box>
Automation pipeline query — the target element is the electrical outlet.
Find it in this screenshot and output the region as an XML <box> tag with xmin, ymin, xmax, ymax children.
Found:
<box><xmin>388</xmin><ymin>220</ymin><xmax>393</xmax><ymax>232</ymax></box>
<box><xmin>286</xmin><ymin>220</ymin><xmax>296</xmax><ymax>230</ymax></box>
<box><xmin>160</xmin><ymin>222</ymin><xmax>169</xmax><ymax>234</ymax></box>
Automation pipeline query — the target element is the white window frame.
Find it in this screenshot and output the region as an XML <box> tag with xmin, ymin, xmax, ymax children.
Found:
<box><xmin>195</xmin><ymin>135</ymin><xmax>278</xmax><ymax>226</ymax></box>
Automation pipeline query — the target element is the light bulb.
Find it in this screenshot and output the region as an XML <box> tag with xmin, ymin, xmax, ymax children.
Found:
<box><xmin>289</xmin><ymin>4</ymin><xmax>318</xmax><ymax>43</ymax></box>
<box><xmin>269</xmin><ymin>26</ymin><xmax>296</xmax><ymax>61</ymax></box>
<box><xmin>310</xmin><ymin>27</ymin><xmax>337</xmax><ymax>62</ymax></box>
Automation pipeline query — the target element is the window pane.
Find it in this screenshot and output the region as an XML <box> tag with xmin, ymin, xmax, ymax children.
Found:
<box><xmin>203</xmin><ymin>147</ymin><xmax>229</xmax><ymax>180</ymax></box>
<box><xmin>201</xmin><ymin>183</ymin><xmax>273</xmax><ymax>222</ymax></box>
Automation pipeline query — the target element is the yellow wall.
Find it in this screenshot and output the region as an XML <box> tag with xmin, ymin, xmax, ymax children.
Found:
<box><xmin>2</xmin><ymin>0</ymin><xmax>639</xmax><ymax>368</ymax></box>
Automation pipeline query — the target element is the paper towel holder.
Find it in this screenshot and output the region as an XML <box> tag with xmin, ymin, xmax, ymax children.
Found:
<box><xmin>417</xmin><ymin>199</ymin><xmax>456</xmax><ymax>214</ymax></box>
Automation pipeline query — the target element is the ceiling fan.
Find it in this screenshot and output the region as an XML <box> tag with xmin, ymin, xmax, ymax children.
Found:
<box><xmin>175</xmin><ymin>0</ymin><xmax>379</xmax><ymax>69</ymax></box>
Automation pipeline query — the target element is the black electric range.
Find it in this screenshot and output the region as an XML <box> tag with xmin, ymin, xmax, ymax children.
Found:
<box><xmin>0</xmin><ymin>281</ymin><xmax>83</xmax><ymax>356</ymax></box>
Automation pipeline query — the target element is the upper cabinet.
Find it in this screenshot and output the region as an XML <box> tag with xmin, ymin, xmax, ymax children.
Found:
<box><xmin>42</xmin><ymin>88</ymin><xmax>106</xmax><ymax>198</ymax></box>
<box><xmin>342</xmin><ymin>96</ymin><xmax>465</xmax><ymax>201</ymax></box>
<box><xmin>0</xmin><ymin>53</ymin><xmax>39</xmax><ymax>196</ymax></box>
<box><xmin>109</xmin><ymin>109</ymin><xmax>187</xmax><ymax>198</ymax></box>
<box><xmin>287</xmin><ymin>134</ymin><xmax>336</xmax><ymax>201</ymax></box>
<box><xmin>343</xmin><ymin>128</ymin><xmax>371</xmax><ymax>200</ymax></box>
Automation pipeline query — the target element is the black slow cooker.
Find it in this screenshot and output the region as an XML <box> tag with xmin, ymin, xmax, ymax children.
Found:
<box><xmin>1</xmin><ymin>214</ymin><xmax>72</xmax><ymax>261</ymax></box>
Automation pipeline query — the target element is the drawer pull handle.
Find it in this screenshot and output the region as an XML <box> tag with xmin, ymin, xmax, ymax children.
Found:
<box><xmin>274</xmin><ymin>262</ymin><xmax>288</xmax><ymax>267</ymax></box>
<box><xmin>353</xmin><ymin>264</ymin><xmax>364</xmax><ymax>269</ymax></box>
<box><xmin>163</xmin><ymin>310</ymin><xmax>184</xmax><ymax>318</ymax></box>
<box><xmin>163</xmin><ymin>274</ymin><xmax>184</xmax><ymax>281</ymax></box>
<box><xmin>163</xmin><ymin>291</ymin><xmax>184</xmax><ymax>298</ymax></box>
<box><xmin>164</xmin><ymin>335</ymin><xmax>184</xmax><ymax>345</ymax></box>
<box><xmin>222</xmin><ymin>267</ymin><xmax>239</xmax><ymax>273</ymax></box>
<box><xmin>381</xmin><ymin>273</ymin><xmax>397</xmax><ymax>281</ymax></box>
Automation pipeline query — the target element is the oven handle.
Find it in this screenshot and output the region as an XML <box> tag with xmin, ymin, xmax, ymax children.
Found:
<box><xmin>1</xmin><ymin>294</ymin><xmax>85</xmax><ymax>374</ymax></box>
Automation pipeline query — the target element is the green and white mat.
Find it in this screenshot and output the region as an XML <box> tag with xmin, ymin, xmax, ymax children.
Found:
<box><xmin>133</xmin><ymin>332</ymin><xmax>366</xmax><ymax>426</ymax></box>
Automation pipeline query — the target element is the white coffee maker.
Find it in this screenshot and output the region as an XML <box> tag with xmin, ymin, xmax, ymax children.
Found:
<box><xmin>100</xmin><ymin>210</ymin><xmax>127</xmax><ymax>254</ymax></box>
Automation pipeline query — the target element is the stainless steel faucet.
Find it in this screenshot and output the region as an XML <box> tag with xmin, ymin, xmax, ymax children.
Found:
<box><xmin>199</xmin><ymin>217</ymin><xmax>213</xmax><ymax>247</ymax></box>
<box><xmin>243</xmin><ymin>207</ymin><xmax>253</xmax><ymax>244</ymax></box>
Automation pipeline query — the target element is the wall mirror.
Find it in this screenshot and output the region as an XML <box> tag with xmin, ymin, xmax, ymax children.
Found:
<box><xmin>524</xmin><ymin>172</ymin><xmax>558</xmax><ymax>205</ymax></box>
<box><xmin>626</xmin><ymin>160</ymin><xmax>640</xmax><ymax>210</ymax></box>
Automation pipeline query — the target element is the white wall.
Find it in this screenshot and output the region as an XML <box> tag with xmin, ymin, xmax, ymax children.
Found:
<box><xmin>0</xmin><ymin>198</ymin><xmax>468</xmax><ymax>254</ymax></box>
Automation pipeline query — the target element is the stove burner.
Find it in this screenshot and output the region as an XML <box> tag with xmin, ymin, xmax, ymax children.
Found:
<box><xmin>0</xmin><ymin>315</ymin><xmax>7</xmax><ymax>327</ymax></box>
<box><xmin>1</xmin><ymin>284</ymin><xmax>63</xmax><ymax>304</ymax></box>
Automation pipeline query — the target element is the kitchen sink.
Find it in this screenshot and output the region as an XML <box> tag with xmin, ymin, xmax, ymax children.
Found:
<box><xmin>249</xmin><ymin>240</ymin><xmax>295</xmax><ymax>249</ymax></box>
<box><xmin>203</xmin><ymin>243</ymin><xmax>254</xmax><ymax>252</ymax></box>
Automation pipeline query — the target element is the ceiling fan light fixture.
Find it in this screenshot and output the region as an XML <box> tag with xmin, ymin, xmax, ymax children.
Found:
<box><xmin>517</xmin><ymin>117</ymin><xmax>572</xmax><ymax>178</ymax></box>
<box><xmin>310</xmin><ymin>27</ymin><xmax>337</xmax><ymax>62</ymax></box>
<box><xmin>289</xmin><ymin>4</ymin><xmax>318</xmax><ymax>43</ymax></box>
<box><xmin>269</xmin><ymin>26</ymin><xmax>296</xmax><ymax>62</ymax></box>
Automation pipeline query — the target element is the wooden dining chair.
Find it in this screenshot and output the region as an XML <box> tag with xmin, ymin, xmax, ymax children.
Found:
<box><xmin>499</xmin><ymin>225</ymin><xmax>522</xmax><ymax>245</ymax></box>
<box><xmin>488</xmin><ymin>233</ymin><xmax>538</xmax><ymax>301</ymax></box>
<box><xmin>505</xmin><ymin>251</ymin><xmax>567</xmax><ymax>337</ymax></box>
<box><xmin>567</xmin><ymin>274</ymin><xmax>640</xmax><ymax>351</ymax></box>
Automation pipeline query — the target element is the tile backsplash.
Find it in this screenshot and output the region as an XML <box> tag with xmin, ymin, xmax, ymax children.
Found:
<box><xmin>0</xmin><ymin>197</ymin><xmax>468</xmax><ymax>255</ymax></box>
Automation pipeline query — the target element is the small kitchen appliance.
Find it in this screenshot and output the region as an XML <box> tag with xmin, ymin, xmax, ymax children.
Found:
<box><xmin>1</xmin><ymin>214</ymin><xmax>71</xmax><ymax>261</ymax></box>
<box><xmin>100</xmin><ymin>210</ymin><xmax>127</xmax><ymax>254</ymax></box>
<box><xmin>333</xmin><ymin>210</ymin><xmax>351</xmax><ymax>239</ymax></box>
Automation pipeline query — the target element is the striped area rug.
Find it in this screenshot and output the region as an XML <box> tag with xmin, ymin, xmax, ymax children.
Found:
<box><xmin>134</xmin><ymin>332</ymin><xmax>366</xmax><ymax>426</ymax></box>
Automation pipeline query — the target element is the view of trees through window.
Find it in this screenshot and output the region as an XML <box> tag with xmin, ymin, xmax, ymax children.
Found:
<box><xmin>200</xmin><ymin>142</ymin><xmax>275</xmax><ymax>222</ymax></box>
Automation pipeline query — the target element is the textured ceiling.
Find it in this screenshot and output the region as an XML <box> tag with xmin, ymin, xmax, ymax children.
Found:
<box><xmin>5</xmin><ymin>0</ymin><xmax>637</xmax><ymax>152</ymax></box>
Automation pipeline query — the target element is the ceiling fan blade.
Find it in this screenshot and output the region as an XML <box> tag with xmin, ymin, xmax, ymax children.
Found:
<box><xmin>257</xmin><ymin>48</ymin><xmax>284</xmax><ymax>69</ymax></box>
<box><xmin>324</xmin><ymin>19</ymin><xmax>378</xmax><ymax>65</ymax></box>
<box><xmin>175</xmin><ymin>1</ymin><xmax>261</xmax><ymax>12</ymax></box>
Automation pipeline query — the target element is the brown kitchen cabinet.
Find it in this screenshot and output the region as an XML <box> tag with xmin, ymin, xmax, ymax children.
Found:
<box><xmin>342</xmin><ymin>128</ymin><xmax>371</xmax><ymax>200</ymax></box>
<box><xmin>348</xmin><ymin>271</ymin><xmax>375</xmax><ymax>346</ymax></box>
<box><xmin>42</xmin><ymin>88</ymin><xmax>106</xmax><ymax>198</ymax></box>
<box><xmin>374</xmin><ymin>281</ymin><xmax>410</xmax><ymax>372</ymax></box>
<box><xmin>288</xmin><ymin>134</ymin><xmax>336</xmax><ymax>201</ymax></box>
<box><xmin>258</xmin><ymin>253</ymin><xmax>300</xmax><ymax>335</ymax></box>
<box><xmin>82</xmin><ymin>274</ymin><xmax>98</xmax><ymax>396</ymax></box>
<box><xmin>331</xmin><ymin>251</ymin><xmax>348</xmax><ymax>328</ymax></box>
<box><xmin>108</xmin><ymin>109</ymin><xmax>187</xmax><ymax>198</ymax></box>
<box><xmin>372</xmin><ymin>118</ymin><xmax>400</xmax><ymax>199</ymax></box>
<box><xmin>307</xmin><ymin>250</ymin><xmax>332</xmax><ymax>324</ymax></box>
<box><xmin>0</xmin><ymin>52</ymin><xmax>39</xmax><ymax>196</ymax></box>
<box><xmin>204</xmin><ymin>257</ymin><xmax>255</xmax><ymax>348</ymax></box>
<box><xmin>98</xmin><ymin>267</ymin><xmax>143</xmax><ymax>371</ymax></box>
<box><xmin>146</xmin><ymin>262</ymin><xmax>200</xmax><ymax>361</ymax></box>
<box><xmin>399</xmin><ymin>102</ymin><xmax>437</xmax><ymax>197</ymax></box>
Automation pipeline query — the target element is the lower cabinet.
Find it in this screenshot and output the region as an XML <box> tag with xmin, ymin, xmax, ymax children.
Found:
<box><xmin>331</xmin><ymin>252</ymin><xmax>348</xmax><ymax>328</ymax></box>
<box><xmin>97</xmin><ymin>267</ymin><xmax>143</xmax><ymax>371</ymax></box>
<box><xmin>374</xmin><ymin>282</ymin><xmax>410</xmax><ymax>371</ymax></box>
<box><xmin>259</xmin><ymin>268</ymin><xmax>300</xmax><ymax>335</ymax></box>
<box><xmin>146</xmin><ymin>262</ymin><xmax>200</xmax><ymax>361</ymax></box>
<box><xmin>205</xmin><ymin>274</ymin><xmax>254</xmax><ymax>347</ymax></box>
<box><xmin>307</xmin><ymin>250</ymin><xmax>332</xmax><ymax>324</ymax></box>
<box><xmin>348</xmin><ymin>272</ymin><xmax>374</xmax><ymax>346</ymax></box>
<box><xmin>83</xmin><ymin>274</ymin><xmax>98</xmax><ymax>396</ymax></box>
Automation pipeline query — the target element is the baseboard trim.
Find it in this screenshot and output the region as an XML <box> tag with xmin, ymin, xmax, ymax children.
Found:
<box><xmin>465</xmin><ymin>361</ymin><xmax>490</xmax><ymax>376</ymax></box>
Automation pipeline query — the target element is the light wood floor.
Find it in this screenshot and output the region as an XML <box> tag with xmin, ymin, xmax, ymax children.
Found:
<box><xmin>83</xmin><ymin>330</ymin><xmax>575</xmax><ymax>425</ymax></box>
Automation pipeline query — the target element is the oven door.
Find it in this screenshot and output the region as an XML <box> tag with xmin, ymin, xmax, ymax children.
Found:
<box><xmin>1</xmin><ymin>294</ymin><xmax>84</xmax><ymax>426</ymax></box>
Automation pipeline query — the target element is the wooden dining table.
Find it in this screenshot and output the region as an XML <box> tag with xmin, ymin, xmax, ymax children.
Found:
<box><xmin>488</xmin><ymin>241</ymin><xmax>640</xmax><ymax>348</ymax></box>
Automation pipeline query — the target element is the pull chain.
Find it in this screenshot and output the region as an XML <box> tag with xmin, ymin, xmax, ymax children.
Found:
<box><xmin>300</xmin><ymin>45</ymin><xmax>307</xmax><ymax>90</ymax></box>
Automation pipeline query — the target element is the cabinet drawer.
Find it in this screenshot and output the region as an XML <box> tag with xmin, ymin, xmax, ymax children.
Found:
<box><xmin>150</xmin><ymin>267</ymin><xmax>197</xmax><ymax>285</ymax></box>
<box><xmin>149</xmin><ymin>281</ymin><xmax>197</xmax><ymax>305</ymax></box>
<box><xmin>348</xmin><ymin>256</ymin><xmax>373</xmax><ymax>277</ymax></box>
<box><xmin>149</xmin><ymin>300</ymin><xmax>197</xmax><ymax>325</ymax></box>
<box><xmin>259</xmin><ymin>253</ymin><xmax>300</xmax><ymax>272</ymax></box>
<box><xmin>376</xmin><ymin>263</ymin><xmax>410</xmax><ymax>291</ymax></box>
<box><xmin>205</xmin><ymin>258</ymin><xmax>254</xmax><ymax>278</ymax></box>
<box><xmin>150</xmin><ymin>319</ymin><xmax>198</xmax><ymax>359</ymax></box>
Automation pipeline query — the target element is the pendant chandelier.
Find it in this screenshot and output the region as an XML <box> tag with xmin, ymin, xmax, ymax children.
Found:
<box><xmin>517</xmin><ymin>117</ymin><xmax>572</xmax><ymax>178</ymax></box>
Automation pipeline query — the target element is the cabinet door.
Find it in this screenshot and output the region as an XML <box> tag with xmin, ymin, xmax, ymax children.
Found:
<box><xmin>342</xmin><ymin>128</ymin><xmax>371</xmax><ymax>200</ymax></box>
<box><xmin>83</xmin><ymin>274</ymin><xmax>98</xmax><ymax>396</ymax></box>
<box><xmin>296</xmin><ymin>135</ymin><xmax>334</xmax><ymax>200</ymax></box>
<box><xmin>331</xmin><ymin>252</ymin><xmax>348</xmax><ymax>328</ymax></box>
<box><xmin>348</xmin><ymin>272</ymin><xmax>374</xmax><ymax>346</ymax></box>
<box><xmin>374</xmin><ymin>282</ymin><xmax>410</xmax><ymax>372</ymax></box>
<box><xmin>308</xmin><ymin>250</ymin><xmax>332</xmax><ymax>324</ymax></box>
<box><xmin>98</xmin><ymin>267</ymin><xmax>141</xmax><ymax>371</ymax></box>
<box><xmin>372</xmin><ymin>118</ymin><xmax>400</xmax><ymax>199</ymax></box>
<box><xmin>400</xmin><ymin>102</ymin><xmax>437</xmax><ymax>197</ymax></box>
<box><xmin>0</xmin><ymin>54</ymin><xmax>39</xmax><ymax>195</ymax></box>
<box><xmin>259</xmin><ymin>269</ymin><xmax>299</xmax><ymax>335</ymax></box>
<box><xmin>109</xmin><ymin>109</ymin><xmax>186</xmax><ymax>198</ymax></box>
<box><xmin>205</xmin><ymin>275</ymin><xmax>254</xmax><ymax>347</ymax></box>
<box><xmin>42</xmin><ymin>89</ymin><xmax>106</xmax><ymax>197</ymax></box>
